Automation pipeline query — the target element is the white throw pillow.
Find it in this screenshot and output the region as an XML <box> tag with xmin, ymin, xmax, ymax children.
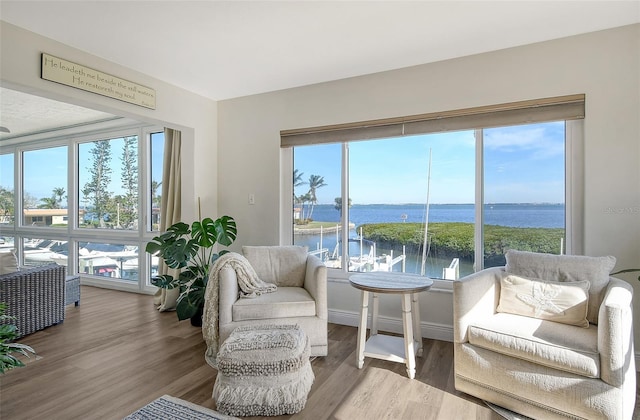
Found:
<box><xmin>0</xmin><ymin>249</ymin><xmax>19</xmax><ymax>275</ymax></box>
<box><xmin>497</xmin><ymin>274</ymin><xmax>590</xmax><ymax>328</ymax></box>
<box><xmin>505</xmin><ymin>250</ymin><xmax>616</xmax><ymax>324</ymax></box>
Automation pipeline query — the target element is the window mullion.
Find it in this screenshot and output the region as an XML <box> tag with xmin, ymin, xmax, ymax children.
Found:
<box><xmin>68</xmin><ymin>139</ymin><xmax>79</xmax><ymax>275</ymax></box>
<box><xmin>341</xmin><ymin>142</ymin><xmax>349</xmax><ymax>272</ymax></box>
<box><xmin>474</xmin><ymin>129</ymin><xmax>484</xmax><ymax>272</ymax></box>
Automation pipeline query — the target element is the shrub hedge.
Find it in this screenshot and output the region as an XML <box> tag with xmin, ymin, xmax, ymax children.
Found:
<box><xmin>358</xmin><ymin>222</ymin><xmax>565</xmax><ymax>266</ymax></box>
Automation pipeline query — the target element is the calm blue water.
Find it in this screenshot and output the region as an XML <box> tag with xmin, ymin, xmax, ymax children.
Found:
<box><xmin>305</xmin><ymin>203</ymin><xmax>564</xmax><ymax>228</ymax></box>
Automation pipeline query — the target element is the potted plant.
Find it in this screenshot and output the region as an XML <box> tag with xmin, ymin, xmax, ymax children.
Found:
<box><xmin>0</xmin><ymin>303</ymin><xmax>37</xmax><ymax>373</ymax></box>
<box><xmin>145</xmin><ymin>215</ymin><xmax>237</xmax><ymax>325</ymax></box>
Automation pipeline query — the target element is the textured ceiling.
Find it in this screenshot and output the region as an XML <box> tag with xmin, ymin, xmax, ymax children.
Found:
<box><xmin>0</xmin><ymin>87</ymin><xmax>118</xmax><ymax>141</ymax></box>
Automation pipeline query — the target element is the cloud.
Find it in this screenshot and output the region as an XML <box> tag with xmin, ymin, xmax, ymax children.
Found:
<box><xmin>483</xmin><ymin>122</ymin><xmax>564</xmax><ymax>159</ymax></box>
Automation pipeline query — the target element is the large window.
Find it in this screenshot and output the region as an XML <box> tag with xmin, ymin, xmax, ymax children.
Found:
<box><xmin>78</xmin><ymin>135</ymin><xmax>138</xmax><ymax>230</ymax></box>
<box><xmin>293</xmin><ymin>144</ymin><xmax>342</xmax><ymax>266</ymax></box>
<box><xmin>77</xmin><ymin>241</ymin><xmax>138</xmax><ymax>281</ymax></box>
<box><xmin>482</xmin><ymin>123</ymin><xmax>566</xmax><ymax>268</ymax></box>
<box><xmin>0</xmin><ymin>123</ymin><xmax>165</xmax><ymax>292</ymax></box>
<box><xmin>294</xmin><ymin>132</ymin><xmax>477</xmax><ymax>277</ymax></box>
<box><xmin>23</xmin><ymin>237</ymin><xmax>69</xmax><ymax>267</ymax></box>
<box><xmin>23</xmin><ymin>146</ymin><xmax>68</xmax><ymax>227</ymax></box>
<box><xmin>286</xmin><ymin>96</ymin><xmax>582</xmax><ymax>279</ymax></box>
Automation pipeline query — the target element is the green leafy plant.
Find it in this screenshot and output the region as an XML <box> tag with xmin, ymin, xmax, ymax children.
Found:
<box><xmin>0</xmin><ymin>303</ymin><xmax>36</xmax><ymax>373</ymax></box>
<box><xmin>145</xmin><ymin>215</ymin><xmax>237</xmax><ymax>321</ymax></box>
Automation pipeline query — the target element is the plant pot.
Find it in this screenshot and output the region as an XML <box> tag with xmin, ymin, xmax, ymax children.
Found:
<box><xmin>190</xmin><ymin>306</ymin><xmax>203</xmax><ymax>327</ymax></box>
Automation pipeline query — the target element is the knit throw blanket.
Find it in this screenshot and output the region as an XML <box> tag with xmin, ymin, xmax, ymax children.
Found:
<box><xmin>202</xmin><ymin>252</ymin><xmax>277</xmax><ymax>368</ymax></box>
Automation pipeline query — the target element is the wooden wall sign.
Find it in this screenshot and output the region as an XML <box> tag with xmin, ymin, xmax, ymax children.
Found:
<box><xmin>41</xmin><ymin>53</ymin><xmax>156</xmax><ymax>109</ymax></box>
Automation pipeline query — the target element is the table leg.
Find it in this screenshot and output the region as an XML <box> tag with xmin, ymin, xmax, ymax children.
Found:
<box><xmin>371</xmin><ymin>292</ymin><xmax>379</xmax><ymax>336</ymax></box>
<box><xmin>356</xmin><ymin>290</ymin><xmax>369</xmax><ymax>369</ymax></box>
<box><xmin>401</xmin><ymin>293</ymin><xmax>416</xmax><ymax>379</ymax></box>
<box><xmin>412</xmin><ymin>293</ymin><xmax>423</xmax><ymax>357</ymax></box>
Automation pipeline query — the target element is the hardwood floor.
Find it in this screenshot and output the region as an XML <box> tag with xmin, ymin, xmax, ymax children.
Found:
<box><xmin>1</xmin><ymin>286</ymin><xmax>638</xmax><ymax>420</ymax></box>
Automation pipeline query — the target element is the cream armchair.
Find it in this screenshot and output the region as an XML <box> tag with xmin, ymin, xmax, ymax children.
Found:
<box><xmin>453</xmin><ymin>250</ymin><xmax>636</xmax><ymax>420</ymax></box>
<box><xmin>218</xmin><ymin>245</ymin><xmax>328</xmax><ymax>356</ymax></box>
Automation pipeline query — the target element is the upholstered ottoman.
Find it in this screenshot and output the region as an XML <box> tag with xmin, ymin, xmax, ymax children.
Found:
<box><xmin>213</xmin><ymin>324</ymin><xmax>314</xmax><ymax>417</ymax></box>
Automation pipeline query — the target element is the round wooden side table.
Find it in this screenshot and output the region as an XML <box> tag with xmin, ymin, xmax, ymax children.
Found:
<box><xmin>350</xmin><ymin>272</ymin><xmax>433</xmax><ymax>379</ymax></box>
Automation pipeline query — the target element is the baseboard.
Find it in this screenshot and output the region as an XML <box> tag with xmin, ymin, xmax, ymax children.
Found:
<box><xmin>328</xmin><ymin>308</ymin><xmax>453</xmax><ymax>342</ymax></box>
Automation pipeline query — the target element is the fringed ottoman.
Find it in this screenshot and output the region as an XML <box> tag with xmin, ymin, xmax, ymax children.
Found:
<box><xmin>213</xmin><ymin>324</ymin><xmax>314</xmax><ymax>417</ymax></box>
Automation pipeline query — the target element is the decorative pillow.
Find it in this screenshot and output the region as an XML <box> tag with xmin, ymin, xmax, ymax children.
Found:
<box><xmin>497</xmin><ymin>274</ymin><xmax>590</xmax><ymax>328</ymax></box>
<box><xmin>0</xmin><ymin>249</ymin><xmax>19</xmax><ymax>275</ymax></box>
<box><xmin>505</xmin><ymin>250</ymin><xmax>616</xmax><ymax>324</ymax></box>
<box><xmin>242</xmin><ymin>246</ymin><xmax>308</xmax><ymax>287</ymax></box>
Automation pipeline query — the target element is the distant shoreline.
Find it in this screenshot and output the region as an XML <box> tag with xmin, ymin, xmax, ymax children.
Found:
<box><xmin>299</xmin><ymin>202</ymin><xmax>565</xmax><ymax>229</ymax></box>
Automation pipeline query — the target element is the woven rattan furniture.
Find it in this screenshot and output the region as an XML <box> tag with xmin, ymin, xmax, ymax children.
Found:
<box><xmin>65</xmin><ymin>275</ymin><xmax>80</xmax><ymax>306</ymax></box>
<box><xmin>213</xmin><ymin>324</ymin><xmax>314</xmax><ymax>417</ymax></box>
<box><xmin>0</xmin><ymin>263</ymin><xmax>66</xmax><ymax>338</ymax></box>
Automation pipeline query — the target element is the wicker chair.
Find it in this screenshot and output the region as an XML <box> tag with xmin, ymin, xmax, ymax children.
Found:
<box><xmin>0</xmin><ymin>263</ymin><xmax>66</xmax><ymax>337</ymax></box>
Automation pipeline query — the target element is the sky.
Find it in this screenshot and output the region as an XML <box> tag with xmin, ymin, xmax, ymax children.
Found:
<box><xmin>294</xmin><ymin>121</ymin><xmax>565</xmax><ymax>205</ymax></box>
<box><xmin>1</xmin><ymin>122</ymin><xmax>565</xmax><ymax>207</ymax></box>
<box><xmin>0</xmin><ymin>132</ymin><xmax>165</xmax><ymax>206</ymax></box>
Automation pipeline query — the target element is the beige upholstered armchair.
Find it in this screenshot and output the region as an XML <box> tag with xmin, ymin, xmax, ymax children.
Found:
<box><xmin>218</xmin><ymin>245</ymin><xmax>328</xmax><ymax>356</ymax></box>
<box><xmin>453</xmin><ymin>250</ymin><xmax>636</xmax><ymax>420</ymax></box>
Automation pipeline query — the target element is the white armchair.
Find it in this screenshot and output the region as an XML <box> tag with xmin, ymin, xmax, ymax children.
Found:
<box><xmin>218</xmin><ymin>245</ymin><xmax>328</xmax><ymax>356</ymax></box>
<box><xmin>453</xmin><ymin>250</ymin><xmax>636</xmax><ymax>419</ymax></box>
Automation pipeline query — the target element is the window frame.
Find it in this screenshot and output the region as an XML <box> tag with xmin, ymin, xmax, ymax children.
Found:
<box><xmin>281</xmin><ymin>117</ymin><xmax>583</xmax><ymax>286</ymax></box>
<box><xmin>0</xmin><ymin>120</ymin><xmax>164</xmax><ymax>293</ymax></box>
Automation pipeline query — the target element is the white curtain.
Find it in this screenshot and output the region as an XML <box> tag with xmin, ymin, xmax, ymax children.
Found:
<box><xmin>153</xmin><ymin>128</ymin><xmax>182</xmax><ymax>311</ymax></box>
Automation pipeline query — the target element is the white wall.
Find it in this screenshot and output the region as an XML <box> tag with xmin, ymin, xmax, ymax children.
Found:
<box><xmin>0</xmin><ymin>21</ymin><xmax>219</xmax><ymax>224</ymax></box>
<box><xmin>217</xmin><ymin>25</ymin><xmax>640</xmax><ymax>353</ymax></box>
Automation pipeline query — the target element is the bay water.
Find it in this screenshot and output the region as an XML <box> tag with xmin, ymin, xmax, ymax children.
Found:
<box><xmin>294</xmin><ymin>203</ymin><xmax>564</xmax><ymax>277</ymax></box>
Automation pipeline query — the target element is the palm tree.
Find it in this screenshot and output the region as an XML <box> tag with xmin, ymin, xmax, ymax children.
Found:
<box><xmin>37</xmin><ymin>187</ymin><xmax>67</xmax><ymax>209</ymax></box>
<box><xmin>293</xmin><ymin>169</ymin><xmax>305</xmax><ymax>189</ymax></box>
<box><xmin>334</xmin><ymin>197</ymin><xmax>352</xmax><ymax>217</ymax></box>
<box><xmin>297</xmin><ymin>192</ymin><xmax>311</xmax><ymax>222</ymax></box>
<box><xmin>293</xmin><ymin>169</ymin><xmax>306</xmax><ymax>199</ymax></box>
<box><xmin>38</xmin><ymin>197</ymin><xmax>58</xmax><ymax>209</ymax></box>
<box><xmin>293</xmin><ymin>169</ymin><xmax>306</xmax><ymax>221</ymax></box>
<box><xmin>306</xmin><ymin>174</ymin><xmax>326</xmax><ymax>221</ymax></box>
<box><xmin>52</xmin><ymin>187</ymin><xmax>66</xmax><ymax>205</ymax></box>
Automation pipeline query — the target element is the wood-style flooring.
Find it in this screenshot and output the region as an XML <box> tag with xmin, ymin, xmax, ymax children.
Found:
<box><xmin>1</xmin><ymin>286</ymin><xmax>638</xmax><ymax>420</ymax></box>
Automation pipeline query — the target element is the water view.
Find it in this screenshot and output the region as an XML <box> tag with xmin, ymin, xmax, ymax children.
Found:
<box><xmin>294</xmin><ymin>203</ymin><xmax>565</xmax><ymax>278</ymax></box>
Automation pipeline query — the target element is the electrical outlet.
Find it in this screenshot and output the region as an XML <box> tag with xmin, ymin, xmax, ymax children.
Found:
<box><xmin>248</xmin><ymin>193</ymin><xmax>255</xmax><ymax>205</ymax></box>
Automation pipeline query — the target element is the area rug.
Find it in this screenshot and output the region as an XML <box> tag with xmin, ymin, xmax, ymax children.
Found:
<box><xmin>485</xmin><ymin>401</ymin><xmax>534</xmax><ymax>420</ymax></box>
<box><xmin>124</xmin><ymin>395</ymin><xmax>239</xmax><ymax>420</ymax></box>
